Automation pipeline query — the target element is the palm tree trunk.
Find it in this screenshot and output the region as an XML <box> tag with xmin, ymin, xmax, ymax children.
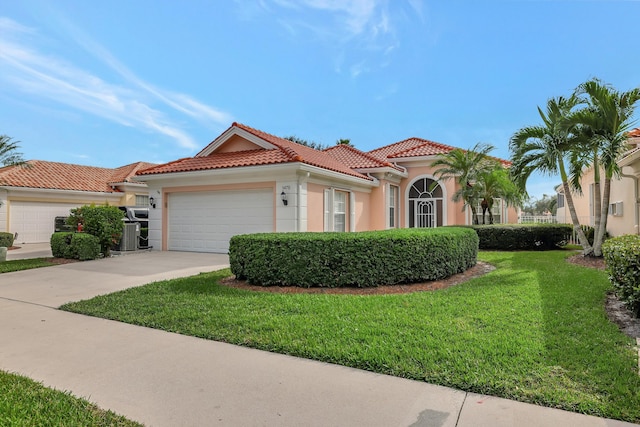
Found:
<box><xmin>559</xmin><ymin>159</ymin><xmax>592</xmax><ymax>254</ymax></box>
<box><xmin>592</xmin><ymin>156</ymin><xmax>602</xmax><ymax>253</ymax></box>
<box><xmin>593</xmin><ymin>176</ymin><xmax>611</xmax><ymax>256</ymax></box>
<box><xmin>470</xmin><ymin>206</ymin><xmax>479</xmax><ymax>225</ymax></box>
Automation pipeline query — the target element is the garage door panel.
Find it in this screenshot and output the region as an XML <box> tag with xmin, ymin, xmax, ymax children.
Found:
<box><xmin>168</xmin><ymin>190</ymin><xmax>273</xmax><ymax>253</ymax></box>
<box><xmin>10</xmin><ymin>202</ymin><xmax>80</xmax><ymax>244</ymax></box>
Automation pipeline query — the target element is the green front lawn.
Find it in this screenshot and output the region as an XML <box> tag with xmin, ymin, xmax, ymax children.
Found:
<box><xmin>0</xmin><ymin>258</ymin><xmax>58</xmax><ymax>273</ymax></box>
<box><xmin>61</xmin><ymin>251</ymin><xmax>640</xmax><ymax>422</ymax></box>
<box><xmin>0</xmin><ymin>370</ymin><xmax>141</xmax><ymax>426</ymax></box>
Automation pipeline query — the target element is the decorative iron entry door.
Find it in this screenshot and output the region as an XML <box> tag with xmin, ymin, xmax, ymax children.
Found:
<box><xmin>415</xmin><ymin>200</ymin><xmax>436</xmax><ymax>228</ymax></box>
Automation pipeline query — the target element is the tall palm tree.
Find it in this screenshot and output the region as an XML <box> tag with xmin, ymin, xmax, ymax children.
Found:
<box><xmin>0</xmin><ymin>135</ymin><xmax>26</xmax><ymax>167</ymax></box>
<box><xmin>571</xmin><ymin>79</ymin><xmax>640</xmax><ymax>256</ymax></box>
<box><xmin>509</xmin><ymin>96</ymin><xmax>592</xmax><ymax>253</ymax></box>
<box><xmin>432</xmin><ymin>143</ymin><xmax>495</xmax><ymax>224</ymax></box>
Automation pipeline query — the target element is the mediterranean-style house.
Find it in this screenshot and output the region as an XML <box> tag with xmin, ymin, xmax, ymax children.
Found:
<box><xmin>136</xmin><ymin>122</ymin><xmax>518</xmax><ymax>253</ymax></box>
<box><xmin>0</xmin><ymin>161</ymin><xmax>154</xmax><ymax>244</ymax></box>
<box><xmin>556</xmin><ymin>127</ymin><xmax>640</xmax><ymax>236</ymax></box>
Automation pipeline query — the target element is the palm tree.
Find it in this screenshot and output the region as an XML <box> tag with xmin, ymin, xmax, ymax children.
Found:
<box><xmin>509</xmin><ymin>96</ymin><xmax>592</xmax><ymax>253</ymax></box>
<box><xmin>476</xmin><ymin>164</ymin><xmax>524</xmax><ymax>224</ymax></box>
<box><xmin>432</xmin><ymin>143</ymin><xmax>495</xmax><ymax>224</ymax></box>
<box><xmin>0</xmin><ymin>135</ymin><xmax>26</xmax><ymax>167</ymax></box>
<box><xmin>571</xmin><ymin>79</ymin><xmax>640</xmax><ymax>256</ymax></box>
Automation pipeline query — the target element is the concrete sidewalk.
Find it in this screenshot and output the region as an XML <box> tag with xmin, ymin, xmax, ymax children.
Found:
<box><xmin>0</xmin><ymin>252</ymin><xmax>637</xmax><ymax>426</ymax></box>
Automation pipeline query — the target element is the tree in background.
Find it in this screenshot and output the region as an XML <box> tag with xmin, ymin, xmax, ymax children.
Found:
<box><xmin>522</xmin><ymin>194</ymin><xmax>558</xmax><ymax>215</ymax></box>
<box><xmin>336</xmin><ymin>138</ymin><xmax>353</xmax><ymax>147</ymax></box>
<box><xmin>283</xmin><ymin>135</ymin><xmax>328</xmax><ymax>150</ymax></box>
<box><xmin>432</xmin><ymin>142</ymin><xmax>505</xmax><ymax>225</ymax></box>
<box><xmin>0</xmin><ymin>135</ymin><xmax>26</xmax><ymax>167</ymax></box>
<box><xmin>475</xmin><ymin>164</ymin><xmax>524</xmax><ymax>224</ymax></box>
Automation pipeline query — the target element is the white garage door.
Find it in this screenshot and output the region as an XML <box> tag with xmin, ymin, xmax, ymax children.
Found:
<box><xmin>168</xmin><ymin>190</ymin><xmax>274</xmax><ymax>253</ymax></box>
<box><xmin>10</xmin><ymin>201</ymin><xmax>80</xmax><ymax>244</ymax></box>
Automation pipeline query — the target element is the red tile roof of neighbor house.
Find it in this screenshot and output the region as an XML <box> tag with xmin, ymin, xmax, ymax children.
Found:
<box><xmin>370</xmin><ymin>137</ymin><xmax>512</xmax><ymax>167</ymax></box>
<box><xmin>369</xmin><ymin>137</ymin><xmax>457</xmax><ymax>159</ymax></box>
<box><xmin>628</xmin><ymin>128</ymin><xmax>640</xmax><ymax>137</ymax></box>
<box><xmin>323</xmin><ymin>144</ymin><xmax>403</xmax><ymax>170</ymax></box>
<box><xmin>0</xmin><ymin>160</ymin><xmax>155</xmax><ymax>193</ymax></box>
<box><xmin>140</xmin><ymin>122</ymin><xmax>373</xmax><ymax>180</ymax></box>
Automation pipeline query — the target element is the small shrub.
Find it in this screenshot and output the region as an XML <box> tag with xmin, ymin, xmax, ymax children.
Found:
<box><xmin>50</xmin><ymin>232</ymin><xmax>74</xmax><ymax>258</ymax></box>
<box><xmin>67</xmin><ymin>205</ymin><xmax>124</xmax><ymax>256</ymax></box>
<box><xmin>460</xmin><ymin>224</ymin><xmax>572</xmax><ymax>250</ymax></box>
<box><xmin>50</xmin><ymin>232</ymin><xmax>100</xmax><ymax>260</ymax></box>
<box><xmin>603</xmin><ymin>235</ymin><xmax>640</xmax><ymax>316</ymax></box>
<box><xmin>71</xmin><ymin>233</ymin><xmax>100</xmax><ymax>261</ymax></box>
<box><xmin>0</xmin><ymin>232</ymin><xmax>14</xmax><ymax>247</ymax></box>
<box><xmin>230</xmin><ymin>227</ymin><xmax>478</xmax><ymax>288</ymax></box>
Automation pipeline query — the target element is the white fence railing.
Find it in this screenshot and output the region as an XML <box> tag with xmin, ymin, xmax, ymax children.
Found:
<box><xmin>518</xmin><ymin>215</ymin><xmax>558</xmax><ymax>224</ymax></box>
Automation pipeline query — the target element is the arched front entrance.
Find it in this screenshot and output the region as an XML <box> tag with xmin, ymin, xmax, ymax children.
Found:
<box><xmin>407</xmin><ymin>177</ymin><xmax>445</xmax><ymax>228</ymax></box>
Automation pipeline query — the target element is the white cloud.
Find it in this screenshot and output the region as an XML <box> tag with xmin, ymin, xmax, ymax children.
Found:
<box><xmin>0</xmin><ymin>17</ymin><xmax>233</xmax><ymax>151</ymax></box>
<box><xmin>254</xmin><ymin>0</ymin><xmax>412</xmax><ymax>78</ymax></box>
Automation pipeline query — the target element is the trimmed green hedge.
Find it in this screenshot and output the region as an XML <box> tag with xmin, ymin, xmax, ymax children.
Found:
<box><xmin>50</xmin><ymin>232</ymin><xmax>101</xmax><ymax>261</ymax></box>
<box><xmin>0</xmin><ymin>232</ymin><xmax>13</xmax><ymax>248</ymax></box>
<box><xmin>458</xmin><ymin>224</ymin><xmax>573</xmax><ymax>250</ymax></box>
<box><xmin>603</xmin><ymin>235</ymin><xmax>640</xmax><ymax>316</ymax></box>
<box><xmin>229</xmin><ymin>227</ymin><xmax>478</xmax><ymax>288</ymax></box>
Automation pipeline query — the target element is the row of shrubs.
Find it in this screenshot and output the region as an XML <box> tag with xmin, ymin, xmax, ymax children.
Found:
<box><xmin>230</xmin><ymin>227</ymin><xmax>479</xmax><ymax>288</ymax></box>
<box><xmin>51</xmin><ymin>232</ymin><xmax>101</xmax><ymax>261</ymax></box>
<box><xmin>462</xmin><ymin>224</ymin><xmax>573</xmax><ymax>250</ymax></box>
<box><xmin>603</xmin><ymin>235</ymin><xmax>640</xmax><ymax>316</ymax></box>
<box><xmin>0</xmin><ymin>232</ymin><xmax>14</xmax><ymax>248</ymax></box>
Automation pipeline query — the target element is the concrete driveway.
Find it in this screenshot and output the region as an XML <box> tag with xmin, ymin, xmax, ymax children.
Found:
<box><xmin>0</xmin><ymin>251</ymin><xmax>637</xmax><ymax>426</ymax></box>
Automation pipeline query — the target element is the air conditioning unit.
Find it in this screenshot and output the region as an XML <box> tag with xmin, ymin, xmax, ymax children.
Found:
<box><xmin>120</xmin><ymin>223</ymin><xmax>139</xmax><ymax>251</ymax></box>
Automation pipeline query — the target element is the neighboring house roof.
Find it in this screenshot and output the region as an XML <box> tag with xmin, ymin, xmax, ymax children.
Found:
<box><xmin>628</xmin><ymin>128</ymin><xmax>640</xmax><ymax>138</ymax></box>
<box><xmin>369</xmin><ymin>137</ymin><xmax>456</xmax><ymax>160</ymax></box>
<box><xmin>370</xmin><ymin>137</ymin><xmax>512</xmax><ymax>166</ymax></box>
<box><xmin>323</xmin><ymin>144</ymin><xmax>402</xmax><ymax>171</ymax></box>
<box><xmin>139</xmin><ymin>122</ymin><xmax>373</xmax><ymax>181</ymax></box>
<box><xmin>0</xmin><ymin>160</ymin><xmax>154</xmax><ymax>193</ymax></box>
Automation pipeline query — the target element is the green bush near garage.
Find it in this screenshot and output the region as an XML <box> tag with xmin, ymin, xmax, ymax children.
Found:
<box><xmin>458</xmin><ymin>224</ymin><xmax>573</xmax><ymax>250</ymax></box>
<box><xmin>50</xmin><ymin>232</ymin><xmax>101</xmax><ymax>261</ymax></box>
<box><xmin>603</xmin><ymin>234</ymin><xmax>640</xmax><ymax>316</ymax></box>
<box><xmin>0</xmin><ymin>232</ymin><xmax>14</xmax><ymax>248</ymax></box>
<box><xmin>229</xmin><ymin>227</ymin><xmax>478</xmax><ymax>288</ymax></box>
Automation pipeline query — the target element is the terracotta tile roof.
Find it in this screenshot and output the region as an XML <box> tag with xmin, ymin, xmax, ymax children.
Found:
<box><xmin>0</xmin><ymin>160</ymin><xmax>152</xmax><ymax>193</ymax></box>
<box><xmin>370</xmin><ymin>136</ymin><xmax>512</xmax><ymax>166</ymax></box>
<box><xmin>140</xmin><ymin>122</ymin><xmax>372</xmax><ymax>180</ymax></box>
<box><xmin>369</xmin><ymin>137</ymin><xmax>457</xmax><ymax>159</ymax></box>
<box><xmin>137</xmin><ymin>150</ymin><xmax>293</xmax><ymax>175</ymax></box>
<box><xmin>628</xmin><ymin>128</ymin><xmax>640</xmax><ymax>138</ymax></box>
<box><xmin>324</xmin><ymin>144</ymin><xmax>402</xmax><ymax>170</ymax></box>
<box><xmin>109</xmin><ymin>162</ymin><xmax>157</xmax><ymax>183</ymax></box>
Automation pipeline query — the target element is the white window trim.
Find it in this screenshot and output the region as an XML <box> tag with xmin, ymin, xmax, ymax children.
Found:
<box><xmin>387</xmin><ymin>184</ymin><xmax>399</xmax><ymax>229</ymax></box>
<box><xmin>324</xmin><ymin>188</ymin><xmax>352</xmax><ymax>232</ymax></box>
<box><xmin>609</xmin><ymin>201</ymin><xmax>623</xmax><ymax>217</ymax></box>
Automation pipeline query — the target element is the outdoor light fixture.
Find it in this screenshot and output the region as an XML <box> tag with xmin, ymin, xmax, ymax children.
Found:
<box><xmin>149</xmin><ymin>197</ymin><xmax>156</xmax><ymax>209</ymax></box>
<box><xmin>280</xmin><ymin>191</ymin><xmax>288</xmax><ymax>206</ymax></box>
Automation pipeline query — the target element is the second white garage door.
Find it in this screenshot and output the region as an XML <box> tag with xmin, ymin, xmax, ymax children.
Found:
<box><xmin>168</xmin><ymin>190</ymin><xmax>274</xmax><ymax>253</ymax></box>
<box><xmin>10</xmin><ymin>201</ymin><xmax>81</xmax><ymax>244</ymax></box>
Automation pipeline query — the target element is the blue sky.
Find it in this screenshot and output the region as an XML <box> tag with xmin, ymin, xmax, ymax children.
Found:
<box><xmin>1</xmin><ymin>1</ymin><xmax>639</xmax><ymax>200</ymax></box>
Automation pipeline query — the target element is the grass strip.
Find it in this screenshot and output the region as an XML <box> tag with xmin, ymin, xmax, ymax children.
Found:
<box><xmin>0</xmin><ymin>258</ymin><xmax>56</xmax><ymax>273</ymax></box>
<box><xmin>62</xmin><ymin>250</ymin><xmax>640</xmax><ymax>422</ymax></box>
<box><xmin>0</xmin><ymin>370</ymin><xmax>142</xmax><ymax>426</ymax></box>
